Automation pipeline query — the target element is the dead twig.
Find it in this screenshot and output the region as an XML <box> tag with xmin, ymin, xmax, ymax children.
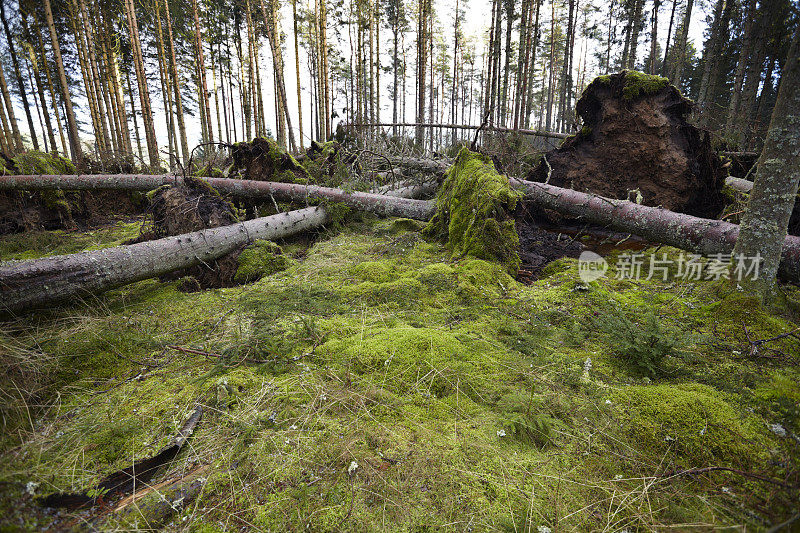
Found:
<box><xmin>660</xmin><ymin>466</ymin><xmax>797</xmax><ymax>490</ymax></box>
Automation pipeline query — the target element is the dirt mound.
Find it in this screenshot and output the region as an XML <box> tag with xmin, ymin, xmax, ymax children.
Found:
<box><xmin>527</xmin><ymin>71</ymin><xmax>727</xmax><ymax>219</ymax></box>
<box><xmin>134</xmin><ymin>177</ymin><xmax>242</xmax><ymax>290</ymax></box>
<box><xmin>231</xmin><ymin>137</ymin><xmax>311</xmax><ymax>183</ymax></box>
<box><xmin>0</xmin><ymin>151</ymin><xmax>143</xmax><ymax>235</ymax></box>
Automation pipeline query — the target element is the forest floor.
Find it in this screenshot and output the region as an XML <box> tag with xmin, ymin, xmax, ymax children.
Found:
<box><xmin>1</xmin><ymin>214</ymin><xmax>799</xmax><ymax>531</ymax></box>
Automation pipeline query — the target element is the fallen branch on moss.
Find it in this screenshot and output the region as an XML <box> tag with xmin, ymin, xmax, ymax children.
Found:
<box><xmin>39</xmin><ymin>405</ymin><xmax>203</xmax><ymax>510</ymax></box>
<box><xmin>1</xmin><ymin>207</ymin><xmax>329</xmax><ymax>313</ymax></box>
<box><xmin>658</xmin><ymin>466</ymin><xmax>798</xmax><ymax>490</ymax></box>
<box><xmin>0</xmin><ymin>181</ymin><xmax>434</xmax><ymax>313</ymax></box>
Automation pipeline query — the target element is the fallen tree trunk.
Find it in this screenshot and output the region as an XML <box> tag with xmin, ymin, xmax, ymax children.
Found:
<box><xmin>3</xmin><ymin>175</ymin><xmax>799</xmax><ymax>315</ymax></box>
<box><xmin>725</xmin><ymin>176</ymin><xmax>754</xmax><ymax>193</ymax></box>
<box><xmin>0</xmin><ymin>174</ymin><xmax>436</xmax><ymax>221</ymax></box>
<box><xmin>383</xmin><ymin>158</ymin><xmax>451</xmax><ymax>175</ymax></box>
<box><xmin>518</xmin><ymin>179</ymin><xmax>800</xmax><ymax>282</ymax></box>
<box><xmin>0</xmin><ymin>181</ymin><xmax>434</xmax><ymax>314</ymax></box>
<box><xmin>348</xmin><ymin>122</ymin><xmax>571</xmax><ymax>139</ymax></box>
<box><xmin>0</xmin><ymin>207</ymin><xmax>328</xmax><ymax>313</ymax></box>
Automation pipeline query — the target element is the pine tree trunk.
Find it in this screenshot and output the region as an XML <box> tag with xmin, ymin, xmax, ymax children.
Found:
<box><xmin>321</xmin><ymin>0</ymin><xmax>330</xmax><ymax>139</ymax></box>
<box><xmin>669</xmin><ymin>0</ymin><xmax>693</xmax><ymax>84</ymax></box>
<box><xmin>524</xmin><ymin>0</ymin><xmax>542</xmax><ymax>128</ymax></box>
<box><xmin>514</xmin><ymin>0</ymin><xmax>531</xmax><ymax>129</ymax></box>
<box><xmin>154</xmin><ymin>0</ymin><xmax>173</xmax><ymax>168</ymax></box>
<box><xmin>292</xmin><ymin>0</ymin><xmax>304</xmax><ymax>149</ymax></box>
<box><xmin>43</xmin><ymin>0</ymin><xmax>81</xmax><ymax>161</ymax></box>
<box><xmin>21</xmin><ymin>14</ymin><xmax>57</xmax><ymax>153</ymax></box>
<box><xmin>125</xmin><ymin>0</ymin><xmax>159</xmax><ymax>168</ymax></box>
<box><xmin>191</xmin><ymin>0</ymin><xmax>213</xmax><ymax>144</ymax></box>
<box><xmin>698</xmin><ymin>0</ymin><xmax>733</xmax><ymax>123</ymax></box>
<box><xmin>34</xmin><ymin>9</ymin><xmax>68</xmax><ymax>156</ymax></box>
<box><xmin>69</xmin><ymin>0</ymin><xmax>104</xmax><ymax>153</ymax></box>
<box><xmin>0</xmin><ymin>96</ymin><xmax>10</xmax><ymax>153</ymax></box>
<box><xmin>544</xmin><ymin>0</ymin><xmax>555</xmax><ymax>132</ymax></box>
<box><xmin>627</xmin><ymin>0</ymin><xmax>644</xmax><ymax>68</ymax></box>
<box><xmin>733</xmin><ymin>28</ymin><xmax>800</xmax><ymax>297</ymax></box>
<box><xmin>558</xmin><ymin>0</ymin><xmax>576</xmax><ymax>132</ymax></box>
<box><xmin>648</xmin><ymin>0</ymin><xmax>660</xmax><ymax>73</ymax></box>
<box><xmin>738</xmin><ymin>39</ymin><xmax>767</xmax><ymax>147</ymax></box>
<box><xmin>163</xmin><ymin>0</ymin><xmax>188</xmax><ymax>162</ymax></box>
<box><xmin>392</xmin><ymin>11</ymin><xmax>399</xmax><ymax>137</ymax></box>
<box><xmin>500</xmin><ymin>0</ymin><xmax>514</xmax><ymax>126</ymax></box>
<box><xmin>79</xmin><ymin>0</ymin><xmax>113</xmax><ymax>154</ymax></box>
<box><xmin>259</xmin><ymin>0</ymin><xmax>297</xmax><ymax>151</ymax></box>
<box><xmin>0</xmin><ymin>44</ymin><xmax>23</xmax><ymax>152</ymax></box>
<box><xmin>0</xmin><ymin>1</ymin><xmax>39</xmax><ymax>151</ymax></box>
<box><xmin>725</xmin><ymin>0</ymin><xmax>757</xmax><ymax>144</ymax></box>
<box><xmin>450</xmin><ymin>0</ymin><xmax>460</xmax><ymax>144</ymax></box>
<box><xmin>661</xmin><ymin>0</ymin><xmax>677</xmax><ymax>76</ymax></box>
<box><xmin>125</xmin><ymin>69</ymin><xmax>143</xmax><ymax>162</ymax></box>
<box><xmin>415</xmin><ymin>0</ymin><xmax>429</xmax><ymax>144</ymax></box>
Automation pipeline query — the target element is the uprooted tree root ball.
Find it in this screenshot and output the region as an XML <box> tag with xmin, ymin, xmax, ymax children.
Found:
<box><xmin>231</xmin><ymin>137</ymin><xmax>313</xmax><ymax>183</ymax></box>
<box><xmin>527</xmin><ymin>71</ymin><xmax>728</xmax><ymax>219</ymax></box>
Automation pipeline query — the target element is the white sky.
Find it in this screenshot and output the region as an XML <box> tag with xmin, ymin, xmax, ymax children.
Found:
<box><xmin>9</xmin><ymin>0</ymin><xmax>711</xmax><ymax>160</ymax></box>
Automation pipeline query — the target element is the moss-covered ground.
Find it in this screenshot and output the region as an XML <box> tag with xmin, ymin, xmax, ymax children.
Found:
<box><xmin>1</xmin><ymin>217</ymin><xmax>799</xmax><ymax>531</ymax></box>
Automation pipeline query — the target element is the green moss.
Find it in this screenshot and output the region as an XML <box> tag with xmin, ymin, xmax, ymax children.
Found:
<box><xmin>588</xmin><ymin>71</ymin><xmax>670</xmax><ymax>101</ymax></box>
<box><xmin>2</xmin><ymin>218</ymin><xmax>798</xmax><ymax>531</ymax></box>
<box><xmin>316</xmin><ymin>326</ymin><xmax>501</xmax><ymax>400</ymax></box>
<box><xmin>38</xmin><ymin>189</ymin><xmax>71</xmax><ymax>217</ymax></box>
<box><xmin>234</xmin><ymin>240</ymin><xmax>293</xmax><ymax>283</ymax></box>
<box><xmin>0</xmin><ymin>220</ymin><xmax>141</xmax><ymax>261</ymax></box>
<box><xmin>388</xmin><ymin>218</ymin><xmax>426</xmax><ymax>234</ymax></box>
<box><xmin>613</xmin><ymin>383</ymin><xmax>768</xmax><ymax>466</ymax></box>
<box><xmin>755</xmin><ymin>372</ymin><xmax>800</xmax><ymax>429</ymax></box>
<box><xmin>300</xmin><ymin>141</ymin><xmax>349</xmax><ymax>186</ymax></box>
<box><xmin>424</xmin><ymin>147</ymin><xmax>522</xmax><ymax>274</ymax></box>
<box><xmin>351</xmin><ymin>260</ymin><xmax>395</xmax><ymax>283</ymax></box>
<box><xmin>620</xmin><ymin>70</ymin><xmax>670</xmax><ymax>101</ymax></box>
<box><xmin>579</xmin><ymin>125</ymin><xmax>592</xmax><ymax>136</ymax></box>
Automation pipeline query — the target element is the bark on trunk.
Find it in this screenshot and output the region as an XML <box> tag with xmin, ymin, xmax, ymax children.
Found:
<box><xmin>0</xmin><ymin>207</ymin><xmax>328</xmax><ymax>313</ymax></box>
<box><xmin>0</xmin><ymin>1</ymin><xmax>39</xmax><ymax>151</ymax></box>
<box><xmin>125</xmin><ymin>0</ymin><xmax>159</xmax><ymax>168</ymax></box>
<box><xmin>0</xmin><ymin>180</ymin><xmax>434</xmax><ymax>313</ymax></box>
<box><xmin>0</xmin><ymin>174</ymin><xmax>437</xmax><ymax>220</ymax></box>
<box><xmin>44</xmin><ymin>0</ymin><xmax>82</xmax><ymax>161</ymax></box>
<box><xmin>732</xmin><ymin>27</ymin><xmax>800</xmax><ymax>296</ymax></box>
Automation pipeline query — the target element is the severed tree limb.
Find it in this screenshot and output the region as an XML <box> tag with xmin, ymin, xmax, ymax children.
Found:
<box><xmin>725</xmin><ymin>176</ymin><xmax>754</xmax><ymax>193</ymax></box>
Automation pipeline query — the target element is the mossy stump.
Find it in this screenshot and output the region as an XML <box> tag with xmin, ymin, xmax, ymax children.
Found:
<box><xmin>424</xmin><ymin>147</ymin><xmax>522</xmax><ymax>274</ymax></box>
